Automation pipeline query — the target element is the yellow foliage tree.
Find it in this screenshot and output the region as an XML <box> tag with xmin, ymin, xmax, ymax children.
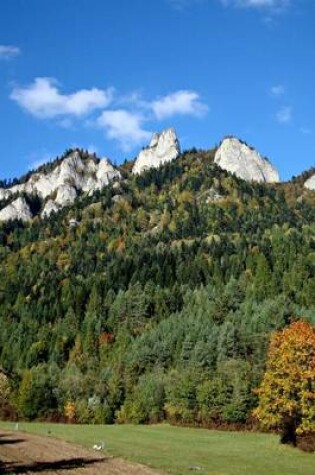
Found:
<box><xmin>64</xmin><ymin>401</ymin><xmax>76</xmax><ymax>423</ymax></box>
<box><xmin>254</xmin><ymin>321</ymin><xmax>315</xmax><ymax>445</ymax></box>
<box><xmin>0</xmin><ymin>372</ymin><xmax>10</xmax><ymax>403</ymax></box>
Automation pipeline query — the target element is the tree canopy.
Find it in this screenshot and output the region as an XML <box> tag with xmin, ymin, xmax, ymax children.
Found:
<box><xmin>254</xmin><ymin>321</ymin><xmax>315</xmax><ymax>444</ymax></box>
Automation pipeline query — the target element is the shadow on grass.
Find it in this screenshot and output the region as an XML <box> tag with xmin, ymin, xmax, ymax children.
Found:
<box><xmin>0</xmin><ymin>457</ymin><xmax>106</xmax><ymax>473</ymax></box>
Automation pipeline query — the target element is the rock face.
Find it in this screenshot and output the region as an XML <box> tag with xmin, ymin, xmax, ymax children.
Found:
<box><xmin>132</xmin><ymin>128</ymin><xmax>180</xmax><ymax>175</ymax></box>
<box><xmin>0</xmin><ymin>197</ymin><xmax>32</xmax><ymax>222</ymax></box>
<box><xmin>214</xmin><ymin>137</ymin><xmax>279</xmax><ymax>183</ymax></box>
<box><xmin>0</xmin><ymin>150</ymin><xmax>121</xmax><ymax>220</ymax></box>
<box><xmin>304</xmin><ymin>174</ymin><xmax>315</xmax><ymax>190</ymax></box>
<box><xmin>41</xmin><ymin>200</ymin><xmax>59</xmax><ymax>218</ymax></box>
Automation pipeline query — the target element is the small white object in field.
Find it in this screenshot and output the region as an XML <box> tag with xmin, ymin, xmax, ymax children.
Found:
<box><xmin>93</xmin><ymin>441</ymin><xmax>105</xmax><ymax>451</ymax></box>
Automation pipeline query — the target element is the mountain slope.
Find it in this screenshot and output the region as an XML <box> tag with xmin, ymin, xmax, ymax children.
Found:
<box><xmin>0</xmin><ymin>143</ymin><xmax>314</xmax><ymax>426</ymax></box>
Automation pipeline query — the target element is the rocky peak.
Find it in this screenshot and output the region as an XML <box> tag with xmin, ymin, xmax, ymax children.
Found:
<box><xmin>304</xmin><ymin>174</ymin><xmax>315</xmax><ymax>190</ymax></box>
<box><xmin>132</xmin><ymin>128</ymin><xmax>180</xmax><ymax>175</ymax></box>
<box><xmin>0</xmin><ymin>150</ymin><xmax>121</xmax><ymax>220</ymax></box>
<box><xmin>0</xmin><ymin>197</ymin><xmax>32</xmax><ymax>222</ymax></box>
<box><xmin>214</xmin><ymin>137</ymin><xmax>280</xmax><ymax>183</ymax></box>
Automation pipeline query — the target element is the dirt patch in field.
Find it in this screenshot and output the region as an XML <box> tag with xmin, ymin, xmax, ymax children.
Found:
<box><xmin>0</xmin><ymin>431</ymin><xmax>161</xmax><ymax>474</ymax></box>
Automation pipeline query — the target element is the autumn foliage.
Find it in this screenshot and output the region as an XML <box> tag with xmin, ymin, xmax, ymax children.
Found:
<box><xmin>64</xmin><ymin>401</ymin><xmax>76</xmax><ymax>423</ymax></box>
<box><xmin>0</xmin><ymin>372</ymin><xmax>10</xmax><ymax>402</ymax></box>
<box><xmin>254</xmin><ymin>321</ymin><xmax>315</xmax><ymax>445</ymax></box>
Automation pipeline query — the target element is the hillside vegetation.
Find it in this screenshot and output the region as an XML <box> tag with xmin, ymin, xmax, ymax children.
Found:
<box><xmin>0</xmin><ymin>148</ymin><xmax>314</xmax><ymax>426</ymax></box>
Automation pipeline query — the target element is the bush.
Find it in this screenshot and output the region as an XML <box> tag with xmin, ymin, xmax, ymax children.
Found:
<box><xmin>297</xmin><ymin>433</ymin><xmax>315</xmax><ymax>452</ymax></box>
<box><xmin>117</xmin><ymin>373</ymin><xmax>165</xmax><ymax>424</ymax></box>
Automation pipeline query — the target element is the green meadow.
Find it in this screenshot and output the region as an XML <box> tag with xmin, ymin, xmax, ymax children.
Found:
<box><xmin>0</xmin><ymin>422</ymin><xmax>314</xmax><ymax>475</ymax></box>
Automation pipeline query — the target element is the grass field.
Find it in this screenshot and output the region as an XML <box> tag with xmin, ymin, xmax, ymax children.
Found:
<box><xmin>0</xmin><ymin>422</ymin><xmax>314</xmax><ymax>475</ymax></box>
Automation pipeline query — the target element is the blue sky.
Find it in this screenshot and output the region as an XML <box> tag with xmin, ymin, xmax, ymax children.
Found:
<box><xmin>0</xmin><ymin>0</ymin><xmax>314</xmax><ymax>181</ymax></box>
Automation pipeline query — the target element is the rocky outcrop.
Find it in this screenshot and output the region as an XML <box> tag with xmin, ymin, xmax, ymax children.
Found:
<box><xmin>0</xmin><ymin>189</ymin><xmax>11</xmax><ymax>201</ymax></box>
<box><xmin>132</xmin><ymin>128</ymin><xmax>180</xmax><ymax>175</ymax></box>
<box><xmin>55</xmin><ymin>185</ymin><xmax>78</xmax><ymax>206</ymax></box>
<box><xmin>0</xmin><ymin>197</ymin><xmax>32</xmax><ymax>222</ymax></box>
<box><xmin>1</xmin><ymin>151</ymin><xmax>121</xmax><ymax>200</ymax></box>
<box><xmin>304</xmin><ymin>174</ymin><xmax>315</xmax><ymax>190</ymax></box>
<box><xmin>0</xmin><ymin>150</ymin><xmax>121</xmax><ymax>219</ymax></box>
<box><xmin>214</xmin><ymin>137</ymin><xmax>279</xmax><ymax>183</ymax></box>
<box><xmin>41</xmin><ymin>199</ymin><xmax>59</xmax><ymax>218</ymax></box>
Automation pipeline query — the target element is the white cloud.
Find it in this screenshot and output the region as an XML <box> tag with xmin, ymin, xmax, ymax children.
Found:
<box><xmin>0</xmin><ymin>45</ymin><xmax>20</xmax><ymax>59</ymax></box>
<box><xmin>270</xmin><ymin>84</ymin><xmax>285</xmax><ymax>96</ymax></box>
<box><xmin>151</xmin><ymin>90</ymin><xmax>208</xmax><ymax>120</ymax></box>
<box><xmin>276</xmin><ymin>106</ymin><xmax>292</xmax><ymax>124</ymax></box>
<box><xmin>11</xmin><ymin>77</ymin><xmax>113</xmax><ymax>118</ymax></box>
<box><xmin>167</xmin><ymin>0</ymin><xmax>291</xmax><ymax>12</ymax></box>
<box><xmin>97</xmin><ymin>109</ymin><xmax>152</xmax><ymax>151</ymax></box>
<box><xmin>96</xmin><ymin>89</ymin><xmax>208</xmax><ymax>149</ymax></box>
<box><xmin>11</xmin><ymin>77</ymin><xmax>208</xmax><ymax>151</ymax></box>
<box><xmin>221</xmin><ymin>0</ymin><xmax>289</xmax><ymax>9</ymax></box>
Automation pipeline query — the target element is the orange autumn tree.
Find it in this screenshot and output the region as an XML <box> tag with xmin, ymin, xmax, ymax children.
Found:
<box><xmin>254</xmin><ymin>321</ymin><xmax>315</xmax><ymax>445</ymax></box>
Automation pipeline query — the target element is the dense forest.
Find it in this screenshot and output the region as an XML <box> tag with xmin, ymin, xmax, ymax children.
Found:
<box><xmin>0</xmin><ymin>147</ymin><xmax>314</xmax><ymax>426</ymax></box>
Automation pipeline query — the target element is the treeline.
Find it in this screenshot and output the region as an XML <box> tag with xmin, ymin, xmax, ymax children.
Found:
<box><xmin>0</xmin><ymin>149</ymin><xmax>314</xmax><ymax>425</ymax></box>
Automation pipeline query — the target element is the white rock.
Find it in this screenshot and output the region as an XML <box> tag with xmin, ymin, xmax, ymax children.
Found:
<box><xmin>214</xmin><ymin>137</ymin><xmax>279</xmax><ymax>183</ymax></box>
<box><xmin>55</xmin><ymin>185</ymin><xmax>78</xmax><ymax>206</ymax></box>
<box><xmin>0</xmin><ymin>197</ymin><xmax>32</xmax><ymax>222</ymax></box>
<box><xmin>94</xmin><ymin>158</ymin><xmax>120</xmax><ymax>191</ymax></box>
<box><xmin>205</xmin><ymin>188</ymin><xmax>223</xmax><ymax>203</ymax></box>
<box><xmin>304</xmin><ymin>174</ymin><xmax>315</xmax><ymax>190</ymax></box>
<box><xmin>41</xmin><ymin>199</ymin><xmax>60</xmax><ymax>218</ymax></box>
<box><xmin>0</xmin><ymin>150</ymin><xmax>121</xmax><ymax>221</ymax></box>
<box><xmin>132</xmin><ymin>128</ymin><xmax>180</xmax><ymax>175</ymax></box>
<box><xmin>112</xmin><ymin>194</ymin><xmax>123</xmax><ymax>203</ymax></box>
<box><xmin>0</xmin><ymin>189</ymin><xmax>11</xmax><ymax>201</ymax></box>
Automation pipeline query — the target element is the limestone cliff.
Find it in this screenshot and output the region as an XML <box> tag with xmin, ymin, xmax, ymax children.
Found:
<box><xmin>0</xmin><ymin>150</ymin><xmax>121</xmax><ymax>219</ymax></box>
<box><xmin>214</xmin><ymin>137</ymin><xmax>279</xmax><ymax>183</ymax></box>
<box><xmin>132</xmin><ymin>128</ymin><xmax>180</xmax><ymax>175</ymax></box>
<box><xmin>0</xmin><ymin>197</ymin><xmax>32</xmax><ymax>222</ymax></box>
<box><xmin>304</xmin><ymin>174</ymin><xmax>315</xmax><ymax>190</ymax></box>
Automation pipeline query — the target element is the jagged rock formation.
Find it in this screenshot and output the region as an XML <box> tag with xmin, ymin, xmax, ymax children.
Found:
<box><xmin>0</xmin><ymin>197</ymin><xmax>32</xmax><ymax>222</ymax></box>
<box><xmin>0</xmin><ymin>150</ymin><xmax>121</xmax><ymax>219</ymax></box>
<box><xmin>214</xmin><ymin>137</ymin><xmax>279</xmax><ymax>183</ymax></box>
<box><xmin>41</xmin><ymin>200</ymin><xmax>59</xmax><ymax>218</ymax></box>
<box><xmin>55</xmin><ymin>185</ymin><xmax>78</xmax><ymax>206</ymax></box>
<box><xmin>304</xmin><ymin>174</ymin><xmax>315</xmax><ymax>190</ymax></box>
<box><xmin>132</xmin><ymin>128</ymin><xmax>180</xmax><ymax>175</ymax></box>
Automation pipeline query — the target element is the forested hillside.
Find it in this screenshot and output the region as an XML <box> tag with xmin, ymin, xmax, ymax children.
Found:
<box><xmin>0</xmin><ymin>147</ymin><xmax>314</xmax><ymax>425</ymax></box>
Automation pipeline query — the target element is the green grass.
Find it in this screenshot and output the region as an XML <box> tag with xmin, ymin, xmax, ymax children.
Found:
<box><xmin>0</xmin><ymin>422</ymin><xmax>314</xmax><ymax>475</ymax></box>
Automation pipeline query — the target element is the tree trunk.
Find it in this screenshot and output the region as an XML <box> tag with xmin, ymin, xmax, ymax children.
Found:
<box><xmin>280</xmin><ymin>416</ymin><xmax>297</xmax><ymax>446</ymax></box>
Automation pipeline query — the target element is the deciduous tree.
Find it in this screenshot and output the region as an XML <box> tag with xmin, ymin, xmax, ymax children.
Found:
<box><xmin>254</xmin><ymin>321</ymin><xmax>315</xmax><ymax>445</ymax></box>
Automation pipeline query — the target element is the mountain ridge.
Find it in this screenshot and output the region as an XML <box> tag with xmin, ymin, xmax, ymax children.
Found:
<box><xmin>0</xmin><ymin>129</ymin><xmax>314</xmax><ymax>223</ymax></box>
